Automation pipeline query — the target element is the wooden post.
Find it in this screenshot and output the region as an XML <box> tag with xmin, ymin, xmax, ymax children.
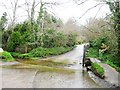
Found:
<box><xmin>82</xmin><ymin>44</ymin><xmax>86</xmax><ymax>67</ymax></box>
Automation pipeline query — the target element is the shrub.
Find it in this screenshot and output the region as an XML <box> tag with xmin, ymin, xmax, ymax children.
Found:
<box><xmin>18</xmin><ymin>53</ymin><xmax>32</xmax><ymax>59</ymax></box>
<box><xmin>10</xmin><ymin>47</ymin><xmax>75</xmax><ymax>59</ymax></box>
<box><xmin>91</xmin><ymin>62</ymin><xmax>105</xmax><ymax>79</ymax></box>
<box><xmin>66</xmin><ymin>34</ymin><xmax>77</xmax><ymax>47</ymax></box>
<box><xmin>86</xmin><ymin>47</ymin><xmax>99</xmax><ymax>58</ymax></box>
<box><xmin>6</xmin><ymin>41</ymin><xmax>15</xmax><ymax>52</ymax></box>
<box><xmin>42</xmin><ymin>29</ymin><xmax>77</xmax><ymax>48</ymax></box>
<box><xmin>106</xmin><ymin>60</ymin><xmax>120</xmax><ymax>72</ymax></box>
<box><xmin>42</xmin><ymin>29</ymin><xmax>68</xmax><ymax>48</ymax></box>
<box><xmin>89</xmin><ymin>37</ymin><xmax>107</xmax><ymax>49</ymax></box>
<box><xmin>13</xmin><ymin>21</ymin><xmax>30</xmax><ymax>34</ymax></box>
<box><xmin>7</xmin><ymin>31</ymin><xmax>21</xmax><ymax>52</ymax></box>
<box><xmin>10</xmin><ymin>52</ymin><xmax>21</xmax><ymax>58</ymax></box>
<box><xmin>30</xmin><ymin>47</ymin><xmax>74</xmax><ymax>57</ymax></box>
<box><xmin>0</xmin><ymin>51</ymin><xmax>14</xmax><ymax>61</ymax></box>
<box><xmin>10</xmin><ymin>52</ymin><xmax>32</xmax><ymax>59</ymax></box>
<box><xmin>54</xmin><ymin>32</ymin><xmax>67</xmax><ymax>47</ymax></box>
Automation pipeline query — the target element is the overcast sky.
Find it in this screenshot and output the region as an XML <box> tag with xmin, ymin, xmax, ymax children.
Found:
<box><xmin>0</xmin><ymin>0</ymin><xmax>110</xmax><ymax>25</ymax></box>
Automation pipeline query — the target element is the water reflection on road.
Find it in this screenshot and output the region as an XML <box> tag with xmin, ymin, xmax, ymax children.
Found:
<box><xmin>1</xmin><ymin>44</ymin><xmax>102</xmax><ymax>88</ymax></box>
<box><xmin>32</xmin><ymin>70</ymin><xmax>100</xmax><ymax>88</ymax></box>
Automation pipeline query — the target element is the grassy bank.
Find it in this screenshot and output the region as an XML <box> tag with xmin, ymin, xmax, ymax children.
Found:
<box><xmin>1</xmin><ymin>47</ymin><xmax>75</xmax><ymax>73</ymax></box>
<box><xmin>1</xmin><ymin>46</ymin><xmax>75</xmax><ymax>61</ymax></box>
<box><xmin>86</xmin><ymin>47</ymin><xmax>120</xmax><ymax>73</ymax></box>
<box><xmin>10</xmin><ymin>46</ymin><xmax>75</xmax><ymax>59</ymax></box>
<box><xmin>0</xmin><ymin>51</ymin><xmax>14</xmax><ymax>62</ymax></box>
<box><xmin>105</xmin><ymin>61</ymin><xmax>120</xmax><ymax>72</ymax></box>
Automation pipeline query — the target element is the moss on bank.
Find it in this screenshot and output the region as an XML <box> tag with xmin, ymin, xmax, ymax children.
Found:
<box><xmin>17</xmin><ymin>59</ymin><xmax>67</xmax><ymax>68</ymax></box>
<box><xmin>3</xmin><ymin>63</ymin><xmax>74</xmax><ymax>74</ymax></box>
<box><xmin>91</xmin><ymin>62</ymin><xmax>105</xmax><ymax>79</ymax></box>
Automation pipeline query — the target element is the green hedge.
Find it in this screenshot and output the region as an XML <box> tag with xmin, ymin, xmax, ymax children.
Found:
<box><xmin>91</xmin><ymin>62</ymin><xmax>105</xmax><ymax>79</ymax></box>
<box><xmin>0</xmin><ymin>51</ymin><xmax>14</xmax><ymax>61</ymax></box>
<box><xmin>29</xmin><ymin>46</ymin><xmax>75</xmax><ymax>57</ymax></box>
<box><xmin>10</xmin><ymin>46</ymin><xmax>75</xmax><ymax>59</ymax></box>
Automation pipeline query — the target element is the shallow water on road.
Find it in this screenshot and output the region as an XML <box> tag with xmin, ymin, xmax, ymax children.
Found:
<box><xmin>1</xmin><ymin>44</ymin><xmax>104</xmax><ymax>88</ymax></box>
<box><xmin>2</xmin><ymin>67</ymin><xmax>101</xmax><ymax>88</ymax></box>
<box><xmin>33</xmin><ymin>69</ymin><xmax>101</xmax><ymax>88</ymax></box>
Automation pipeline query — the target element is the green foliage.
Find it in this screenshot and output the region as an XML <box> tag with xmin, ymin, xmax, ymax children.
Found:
<box><xmin>91</xmin><ymin>62</ymin><xmax>105</xmax><ymax>79</ymax></box>
<box><xmin>89</xmin><ymin>37</ymin><xmax>107</xmax><ymax>49</ymax></box>
<box><xmin>13</xmin><ymin>21</ymin><xmax>35</xmax><ymax>43</ymax></box>
<box><xmin>107</xmin><ymin>1</ymin><xmax>120</xmax><ymax>62</ymax></box>
<box><xmin>42</xmin><ymin>29</ymin><xmax>76</xmax><ymax>48</ymax></box>
<box><xmin>13</xmin><ymin>21</ymin><xmax>30</xmax><ymax>34</ymax></box>
<box><xmin>86</xmin><ymin>45</ymin><xmax>120</xmax><ymax>72</ymax></box>
<box><xmin>7</xmin><ymin>41</ymin><xmax>15</xmax><ymax>52</ymax></box>
<box><xmin>0</xmin><ymin>12</ymin><xmax>7</xmax><ymax>31</ymax></box>
<box><xmin>54</xmin><ymin>32</ymin><xmax>67</xmax><ymax>47</ymax></box>
<box><xmin>42</xmin><ymin>29</ymin><xmax>56</xmax><ymax>48</ymax></box>
<box><xmin>10</xmin><ymin>52</ymin><xmax>21</xmax><ymax>58</ymax></box>
<box><xmin>10</xmin><ymin>52</ymin><xmax>32</xmax><ymax>59</ymax></box>
<box><xmin>105</xmin><ymin>60</ymin><xmax>120</xmax><ymax>73</ymax></box>
<box><xmin>2</xmin><ymin>9</ymin><xmax>76</xmax><ymax>54</ymax></box>
<box><xmin>86</xmin><ymin>47</ymin><xmax>110</xmax><ymax>62</ymax></box>
<box><xmin>30</xmin><ymin>47</ymin><xmax>74</xmax><ymax>57</ymax></box>
<box><xmin>10</xmin><ymin>47</ymin><xmax>75</xmax><ymax>59</ymax></box>
<box><xmin>66</xmin><ymin>34</ymin><xmax>77</xmax><ymax>47</ymax></box>
<box><xmin>7</xmin><ymin>31</ymin><xmax>21</xmax><ymax>52</ymax></box>
<box><xmin>87</xmin><ymin>34</ymin><xmax>120</xmax><ymax>68</ymax></box>
<box><xmin>18</xmin><ymin>53</ymin><xmax>32</xmax><ymax>59</ymax></box>
<box><xmin>5</xmin><ymin>22</ymin><xmax>76</xmax><ymax>53</ymax></box>
<box><xmin>86</xmin><ymin>47</ymin><xmax>99</xmax><ymax>58</ymax></box>
<box><xmin>0</xmin><ymin>51</ymin><xmax>14</xmax><ymax>61</ymax></box>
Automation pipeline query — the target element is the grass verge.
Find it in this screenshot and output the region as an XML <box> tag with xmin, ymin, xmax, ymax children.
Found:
<box><xmin>105</xmin><ymin>61</ymin><xmax>120</xmax><ymax>72</ymax></box>
<box><xmin>86</xmin><ymin>47</ymin><xmax>120</xmax><ymax>73</ymax></box>
<box><xmin>10</xmin><ymin>46</ymin><xmax>75</xmax><ymax>59</ymax></box>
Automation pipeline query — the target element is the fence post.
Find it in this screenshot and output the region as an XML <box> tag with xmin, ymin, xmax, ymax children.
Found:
<box><xmin>82</xmin><ymin>44</ymin><xmax>86</xmax><ymax>67</ymax></box>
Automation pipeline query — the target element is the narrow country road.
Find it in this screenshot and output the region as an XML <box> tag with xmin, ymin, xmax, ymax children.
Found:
<box><xmin>53</xmin><ymin>45</ymin><xmax>84</xmax><ymax>66</ymax></box>
<box><xmin>1</xmin><ymin>44</ymin><xmax>102</xmax><ymax>88</ymax></box>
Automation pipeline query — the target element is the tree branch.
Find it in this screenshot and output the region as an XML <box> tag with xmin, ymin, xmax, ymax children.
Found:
<box><xmin>94</xmin><ymin>5</ymin><xmax>104</xmax><ymax>19</ymax></box>
<box><xmin>74</xmin><ymin>0</ymin><xmax>89</xmax><ymax>5</ymax></box>
<box><xmin>79</xmin><ymin>3</ymin><xmax>105</xmax><ymax>19</ymax></box>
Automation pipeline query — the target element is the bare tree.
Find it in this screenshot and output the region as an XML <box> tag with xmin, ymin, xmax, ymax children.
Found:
<box><xmin>25</xmin><ymin>0</ymin><xmax>30</xmax><ymax>19</ymax></box>
<box><xmin>11</xmin><ymin>0</ymin><xmax>19</xmax><ymax>26</ymax></box>
<box><xmin>1</xmin><ymin>0</ymin><xmax>26</xmax><ymax>28</ymax></box>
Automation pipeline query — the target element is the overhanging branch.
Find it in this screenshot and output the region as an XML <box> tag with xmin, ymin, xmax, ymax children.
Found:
<box><xmin>79</xmin><ymin>3</ymin><xmax>105</xmax><ymax>19</ymax></box>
